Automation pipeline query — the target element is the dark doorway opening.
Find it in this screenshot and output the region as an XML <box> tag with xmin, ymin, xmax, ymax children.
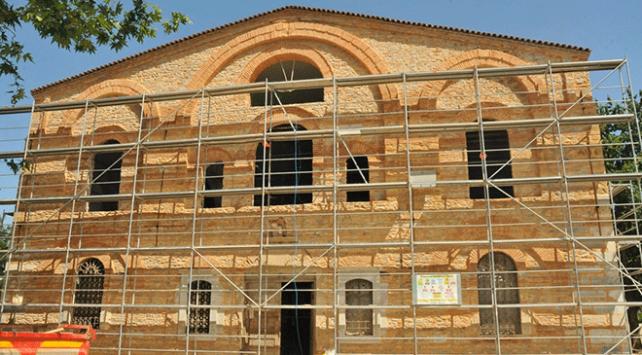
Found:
<box><xmin>280</xmin><ymin>282</ymin><xmax>313</xmax><ymax>355</ymax></box>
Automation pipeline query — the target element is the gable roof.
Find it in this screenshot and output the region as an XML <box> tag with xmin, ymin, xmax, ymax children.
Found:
<box><xmin>32</xmin><ymin>5</ymin><xmax>590</xmax><ymax>94</ymax></box>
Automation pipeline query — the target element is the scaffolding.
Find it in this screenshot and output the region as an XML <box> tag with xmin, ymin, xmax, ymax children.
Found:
<box><xmin>0</xmin><ymin>58</ymin><xmax>640</xmax><ymax>354</ymax></box>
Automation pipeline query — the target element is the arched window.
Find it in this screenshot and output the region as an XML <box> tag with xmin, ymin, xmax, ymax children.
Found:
<box><xmin>466</xmin><ymin>130</ymin><xmax>514</xmax><ymax>199</ymax></box>
<box><xmin>189</xmin><ymin>280</ymin><xmax>212</xmax><ymax>334</ymax></box>
<box><xmin>89</xmin><ymin>139</ymin><xmax>122</xmax><ymax>211</ymax></box>
<box><xmin>346</xmin><ymin>156</ymin><xmax>370</xmax><ymax>202</ymax></box>
<box><xmin>204</xmin><ymin>162</ymin><xmax>224</xmax><ymax>208</ymax></box>
<box><xmin>345</xmin><ymin>278</ymin><xmax>373</xmax><ymax>336</ymax></box>
<box><xmin>254</xmin><ymin>124</ymin><xmax>312</xmax><ymax>206</ymax></box>
<box><xmin>250</xmin><ymin>61</ymin><xmax>324</xmax><ymax>106</ymax></box>
<box><xmin>477</xmin><ymin>252</ymin><xmax>521</xmax><ymax>335</ymax></box>
<box><xmin>72</xmin><ymin>258</ymin><xmax>105</xmax><ymax>329</ymax></box>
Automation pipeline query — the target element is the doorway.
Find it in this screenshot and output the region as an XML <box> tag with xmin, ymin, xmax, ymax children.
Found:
<box><xmin>280</xmin><ymin>282</ymin><xmax>313</xmax><ymax>355</ymax></box>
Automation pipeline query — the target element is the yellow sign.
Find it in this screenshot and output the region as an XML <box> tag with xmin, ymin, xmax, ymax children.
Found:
<box><xmin>414</xmin><ymin>273</ymin><xmax>461</xmax><ymax>305</ymax></box>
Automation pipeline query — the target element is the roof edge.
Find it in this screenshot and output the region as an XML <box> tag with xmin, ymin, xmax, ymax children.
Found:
<box><xmin>31</xmin><ymin>5</ymin><xmax>590</xmax><ymax>94</ymax></box>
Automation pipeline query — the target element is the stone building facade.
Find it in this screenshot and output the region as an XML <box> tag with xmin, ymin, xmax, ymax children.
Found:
<box><xmin>1</xmin><ymin>6</ymin><xmax>633</xmax><ymax>354</ymax></box>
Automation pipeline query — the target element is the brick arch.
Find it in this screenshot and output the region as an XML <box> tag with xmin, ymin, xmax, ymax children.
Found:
<box><xmin>187</xmin><ymin>44</ymin><xmax>335</xmax><ymax>121</ymax></box>
<box><xmin>186</xmin><ymin>21</ymin><xmax>396</xmax><ymax>101</ymax></box>
<box><xmin>435</xmin><ymin>76</ymin><xmax>532</xmax><ymax>111</ymax></box>
<box><xmin>239</xmin><ymin>106</ymin><xmax>322</xmax><ymax>162</ymax></box>
<box><xmin>467</xmin><ymin>249</ymin><xmax>526</xmax><ymax>269</ymax></box>
<box><xmin>416</xmin><ymin>49</ymin><xmax>544</xmax><ymax>108</ymax></box>
<box><xmin>189</xmin><ymin>147</ymin><xmax>236</xmax><ymax>170</ymax></box>
<box><xmin>241</xmin><ymin>44</ymin><xmax>333</xmax><ymax>83</ymax></box>
<box><xmin>92</xmin><ymin>125</ymin><xmax>130</xmax><ymax>144</ymax></box>
<box><xmin>68</xmin><ymin>79</ymin><xmax>160</xmax><ymax>136</ymax></box>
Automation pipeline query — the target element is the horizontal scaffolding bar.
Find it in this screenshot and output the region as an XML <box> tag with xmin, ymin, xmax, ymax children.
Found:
<box><xmin>0</xmin><ymin>59</ymin><xmax>625</xmax><ymax>115</ymax></box>
<box><xmin>7</xmin><ymin>234</ymin><xmax>642</xmax><ymax>254</ymax></box>
<box><xmin>0</xmin><ymin>113</ymin><xmax>632</xmax><ymax>159</ymax></box>
<box><xmin>2</xmin><ymin>171</ymin><xmax>639</xmax><ymax>205</ymax></box>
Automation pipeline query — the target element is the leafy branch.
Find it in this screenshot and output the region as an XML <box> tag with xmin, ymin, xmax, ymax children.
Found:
<box><xmin>1</xmin><ymin>0</ymin><xmax>190</xmax><ymax>104</ymax></box>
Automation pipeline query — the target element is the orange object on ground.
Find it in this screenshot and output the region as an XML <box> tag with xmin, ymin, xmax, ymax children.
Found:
<box><xmin>0</xmin><ymin>324</ymin><xmax>95</xmax><ymax>355</ymax></box>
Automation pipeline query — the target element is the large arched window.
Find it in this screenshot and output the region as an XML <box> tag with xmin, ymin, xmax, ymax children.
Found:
<box><xmin>72</xmin><ymin>258</ymin><xmax>105</xmax><ymax>329</ymax></box>
<box><xmin>89</xmin><ymin>139</ymin><xmax>122</xmax><ymax>211</ymax></box>
<box><xmin>189</xmin><ymin>280</ymin><xmax>212</xmax><ymax>334</ymax></box>
<box><xmin>250</xmin><ymin>61</ymin><xmax>324</xmax><ymax>106</ymax></box>
<box><xmin>477</xmin><ymin>252</ymin><xmax>521</xmax><ymax>335</ymax></box>
<box><xmin>345</xmin><ymin>278</ymin><xmax>373</xmax><ymax>336</ymax></box>
<box><xmin>254</xmin><ymin>124</ymin><xmax>312</xmax><ymax>206</ymax></box>
<box><xmin>204</xmin><ymin>162</ymin><xmax>224</xmax><ymax>208</ymax></box>
<box><xmin>466</xmin><ymin>130</ymin><xmax>514</xmax><ymax>199</ymax></box>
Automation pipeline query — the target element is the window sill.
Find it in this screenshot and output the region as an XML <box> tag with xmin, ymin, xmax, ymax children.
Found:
<box><xmin>337</xmin><ymin>334</ymin><xmax>383</xmax><ymax>343</ymax></box>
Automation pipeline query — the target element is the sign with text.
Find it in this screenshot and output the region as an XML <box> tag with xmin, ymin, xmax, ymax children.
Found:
<box><xmin>413</xmin><ymin>273</ymin><xmax>461</xmax><ymax>305</ymax></box>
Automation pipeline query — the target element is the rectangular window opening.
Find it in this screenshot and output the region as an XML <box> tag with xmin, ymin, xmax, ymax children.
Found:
<box><xmin>346</xmin><ymin>156</ymin><xmax>370</xmax><ymax>202</ymax></box>
<box><xmin>466</xmin><ymin>130</ymin><xmax>514</xmax><ymax>199</ymax></box>
<box><xmin>204</xmin><ymin>162</ymin><xmax>224</xmax><ymax>208</ymax></box>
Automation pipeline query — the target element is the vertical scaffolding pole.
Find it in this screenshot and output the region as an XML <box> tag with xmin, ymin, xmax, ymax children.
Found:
<box><xmin>401</xmin><ymin>74</ymin><xmax>419</xmax><ymax>354</ymax></box>
<box><xmin>117</xmin><ymin>94</ymin><xmax>146</xmax><ymax>355</ymax></box>
<box><xmin>473</xmin><ymin>67</ymin><xmax>502</xmax><ymax>354</ymax></box>
<box><xmin>185</xmin><ymin>90</ymin><xmax>206</xmax><ymax>353</ymax></box>
<box><xmin>332</xmin><ymin>76</ymin><xmax>340</xmax><ymax>353</ymax></box>
<box><xmin>57</xmin><ymin>100</ymin><xmax>90</xmax><ymax>321</ymax></box>
<box><xmin>257</xmin><ymin>80</ymin><xmax>270</xmax><ymax>355</ymax></box>
<box><xmin>547</xmin><ymin>62</ymin><xmax>588</xmax><ymax>354</ymax></box>
<box><xmin>619</xmin><ymin>63</ymin><xmax>641</xmax><ymax>353</ymax></box>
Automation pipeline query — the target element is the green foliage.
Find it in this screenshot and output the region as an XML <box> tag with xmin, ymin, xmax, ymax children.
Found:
<box><xmin>599</xmin><ymin>90</ymin><xmax>642</xmax><ymax>174</ymax></box>
<box><xmin>600</xmin><ymin>91</ymin><xmax>642</xmax><ymax>238</ymax></box>
<box><xmin>0</xmin><ymin>223</ymin><xmax>9</xmax><ymax>280</ymax></box>
<box><xmin>1</xmin><ymin>0</ymin><xmax>190</xmax><ymax>104</ymax></box>
<box><xmin>3</xmin><ymin>158</ymin><xmax>30</xmax><ymax>174</ymax></box>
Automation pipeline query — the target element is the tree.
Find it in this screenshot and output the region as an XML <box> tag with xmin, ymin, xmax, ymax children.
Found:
<box><xmin>600</xmin><ymin>90</ymin><xmax>642</xmax><ymax>173</ymax></box>
<box><xmin>1</xmin><ymin>0</ymin><xmax>190</xmax><ymax>105</ymax></box>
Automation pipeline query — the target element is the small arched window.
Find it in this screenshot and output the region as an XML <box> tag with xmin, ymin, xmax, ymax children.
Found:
<box><xmin>477</xmin><ymin>252</ymin><xmax>521</xmax><ymax>335</ymax></box>
<box><xmin>346</xmin><ymin>156</ymin><xmax>370</xmax><ymax>202</ymax></box>
<box><xmin>254</xmin><ymin>124</ymin><xmax>312</xmax><ymax>206</ymax></box>
<box><xmin>250</xmin><ymin>61</ymin><xmax>324</xmax><ymax>106</ymax></box>
<box><xmin>89</xmin><ymin>139</ymin><xmax>122</xmax><ymax>211</ymax></box>
<box><xmin>466</xmin><ymin>130</ymin><xmax>513</xmax><ymax>199</ymax></box>
<box><xmin>72</xmin><ymin>258</ymin><xmax>105</xmax><ymax>329</ymax></box>
<box><xmin>345</xmin><ymin>278</ymin><xmax>373</xmax><ymax>336</ymax></box>
<box><xmin>189</xmin><ymin>280</ymin><xmax>212</xmax><ymax>334</ymax></box>
<box><xmin>204</xmin><ymin>162</ymin><xmax>224</xmax><ymax>208</ymax></box>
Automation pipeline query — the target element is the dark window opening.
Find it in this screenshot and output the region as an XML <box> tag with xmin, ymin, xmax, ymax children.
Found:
<box><xmin>466</xmin><ymin>130</ymin><xmax>514</xmax><ymax>199</ymax></box>
<box><xmin>72</xmin><ymin>258</ymin><xmax>105</xmax><ymax>329</ymax></box>
<box><xmin>346</xmin><ymin>156</ymin><xmax>370</xmax><ymax>202</ymax></box>
<box><xmin>346</xmin><ymin>278</ymin><xmax>374</xmax><ymax>336</ymax></box>
<box><xmin>478</xmin><ymin>252</ymin><xmax>521</xmax><ymax>336</ymax></box>
<box><xmin>254</xmin><ymin>124</ymin><xmax>312</xmax><ymax>206</ymax></box>
<box><xmin>621</xmin><ymin>246</ymin><xmax>642</xmax><ymax>350</ymax></box>
<box><xmin>280</xmin><ymin>282</ymin><xmax>313</xmax><ymax>355</ymax></box>
<box><xmin>250</xmin><ymin>61</ymin><xmax>324</xmax><ymax>106</ymax></box>
<box><xmin>89</xmin><ymin>139</ymin><xmax>122</xmax><ymax>211</ymax></box>
<box><xmin>204</xmin><ymin>162</ymin><xmax>224</xmax><ymax>208</ymax></box>
<box><xmin>189</xmin><ymin>280</ymin><xmax>212</xmax><ymax>334</ymax></box>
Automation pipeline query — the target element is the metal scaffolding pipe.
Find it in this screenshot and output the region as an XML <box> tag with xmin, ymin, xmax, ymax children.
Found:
<box><xmin>0</xmin><ymin>59</ymin><xmax>625</xmax><ymax>115</ymax></box>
